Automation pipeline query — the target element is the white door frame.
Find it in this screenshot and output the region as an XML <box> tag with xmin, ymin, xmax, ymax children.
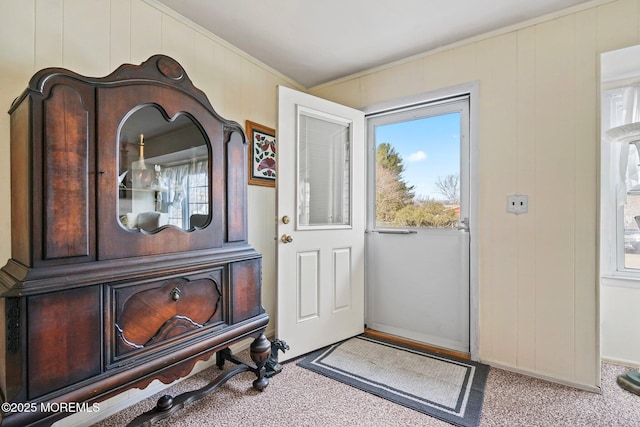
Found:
<box><xmin>362</xmin><ymin>81</ymin><xmax>480</xmax><ymax>361</ymax></box>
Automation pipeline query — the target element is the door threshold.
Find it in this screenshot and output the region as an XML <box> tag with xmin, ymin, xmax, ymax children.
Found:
<box><xmin>364</xmin><ymin>329</ymin><xmax>470</xmax><ymax>361</ymax></box>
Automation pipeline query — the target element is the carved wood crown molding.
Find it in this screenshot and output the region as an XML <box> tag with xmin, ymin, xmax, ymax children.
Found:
<box><xmin>9</xmin><ymin>55</ymin><xmax>246</xmax><ymax>146</ymax></box>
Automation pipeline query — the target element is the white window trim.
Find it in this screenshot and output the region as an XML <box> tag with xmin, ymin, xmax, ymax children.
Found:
<box><xmin>601</xmin><ymin>85</ymin><xmax>640</xmax><ymax>286</ymax></box>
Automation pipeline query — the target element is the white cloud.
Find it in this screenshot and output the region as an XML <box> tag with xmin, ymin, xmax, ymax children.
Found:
<box><xmin>406</xmin><ymin>150</ymin><xmax>427</xmax><ymax>162</ymax></box>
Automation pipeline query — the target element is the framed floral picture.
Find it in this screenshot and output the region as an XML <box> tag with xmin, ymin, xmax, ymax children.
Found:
<box><xmin>246</xmin><ymin>120</ymin><xmax>276</xmax><ymax>187</ymax></box>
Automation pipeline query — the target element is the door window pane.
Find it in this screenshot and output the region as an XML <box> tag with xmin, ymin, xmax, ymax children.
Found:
<box><xmin>298</xmin><ymin>110</ymin><xmax>351</xmax><ymax>227</ymax></box>
<box><xmin>375</xmin><ymin>113</ymin><xmax>461</xmax><ymax>229</ymax></box>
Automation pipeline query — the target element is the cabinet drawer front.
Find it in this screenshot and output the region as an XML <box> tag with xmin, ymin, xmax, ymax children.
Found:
<box><xmin>112</xmin><ymin>269</ymin><xmax>224</xmax><ymax>359</ymax></box>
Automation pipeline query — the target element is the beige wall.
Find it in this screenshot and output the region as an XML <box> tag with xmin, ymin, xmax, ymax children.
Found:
<box><xmin>310</xmin><ymin>0</ymin><xmax>640</xmax><ymax>388</ymax></box>
<box><xmin>1</xmin><ymin>0</ymin><xmax>638</xmax><ymax>397</ymax></box>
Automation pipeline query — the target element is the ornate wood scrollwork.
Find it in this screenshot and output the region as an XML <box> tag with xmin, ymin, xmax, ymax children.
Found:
<box><xmin>6</xmin><ymin>298</ymin><xmax>20</xmax><ymax>354</ymax></box>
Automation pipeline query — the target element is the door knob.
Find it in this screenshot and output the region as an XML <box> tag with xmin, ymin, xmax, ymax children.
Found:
<box><xmin>281</xmin><ymin>234</ymin><xmax>293</xmax><ymax>243</ymax></box>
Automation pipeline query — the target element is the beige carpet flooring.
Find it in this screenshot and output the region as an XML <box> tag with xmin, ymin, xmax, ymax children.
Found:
<box><xmin>94</xmin><ymin>351</ymin><xmax>640</xmax><ymax>427</ymax></box>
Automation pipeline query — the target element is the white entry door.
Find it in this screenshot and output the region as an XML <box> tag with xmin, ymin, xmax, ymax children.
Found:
<box><xmin>276</xmin><ymin>86</ymin><xmax>365</xmax><ymax>361</ymax></box>
<box><xmin>365</xmin><ymin>96</ymin><xmax>471</xmax><ymax>354</ymax></box>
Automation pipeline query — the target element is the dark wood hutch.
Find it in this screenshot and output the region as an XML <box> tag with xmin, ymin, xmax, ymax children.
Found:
<box><xmin>0</xmin><ymin>55</ymin><xmax>270</xmax><ymax>426</ymax></box>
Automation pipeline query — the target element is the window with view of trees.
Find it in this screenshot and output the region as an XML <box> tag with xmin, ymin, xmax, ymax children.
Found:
<box><xmin>374</xmin><ymin>113</ymin><xmax>461</xmax><ymax>229</ymax></box>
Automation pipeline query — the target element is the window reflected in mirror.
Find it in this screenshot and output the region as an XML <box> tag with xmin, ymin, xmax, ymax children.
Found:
<box><xmin>118</xmin><ymin>105</ymin><xmax>209</xmax><ymax>232</ymax></box>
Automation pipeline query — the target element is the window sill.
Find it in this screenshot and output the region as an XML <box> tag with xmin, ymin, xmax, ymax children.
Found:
<box><xmin>601</xmin><ymin>274</ymin><xmax>640</xmax><ymax>289</ymax></box>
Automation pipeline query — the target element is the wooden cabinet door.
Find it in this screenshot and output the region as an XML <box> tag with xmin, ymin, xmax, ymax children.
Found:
<box><xmin>10</xmin><ymin>76</ymin><xmax>97</xmax><ymax>268</ymax></box>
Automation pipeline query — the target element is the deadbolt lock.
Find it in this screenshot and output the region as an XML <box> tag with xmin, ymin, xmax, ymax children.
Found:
<box><xmin>282</xmin><ymin>215</ymin><xmax>290</xmax><ymax>224</ymax></box>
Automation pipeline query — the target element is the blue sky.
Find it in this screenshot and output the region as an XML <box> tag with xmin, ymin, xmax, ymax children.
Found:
<box><xmin>375</xmin><ymin>112</ymin><xmax>460</xmax><ymax>201</ymax></box>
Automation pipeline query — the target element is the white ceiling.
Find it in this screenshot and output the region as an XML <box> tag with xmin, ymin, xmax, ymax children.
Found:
<box><xmin>157</xmin><ymin>0</ymin><xmax>596</xmax><ymax>88</ymax></box>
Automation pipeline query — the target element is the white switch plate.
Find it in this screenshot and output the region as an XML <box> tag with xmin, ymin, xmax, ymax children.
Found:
<box><xmin>507</xmin><ymin>194</ymin><xmax>528</xmax><ymax>215</ymax></box>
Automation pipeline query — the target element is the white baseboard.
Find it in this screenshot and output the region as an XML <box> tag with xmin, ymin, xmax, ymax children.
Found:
<box><xmin>487</xmin><ymin>361</ymin><xmax>602</xmax><ymax>394</ymax></box>
<box><xmin>601</xmin><ymin>356</ymin><xmax>640</xmax><ymax>369</ymax></box>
